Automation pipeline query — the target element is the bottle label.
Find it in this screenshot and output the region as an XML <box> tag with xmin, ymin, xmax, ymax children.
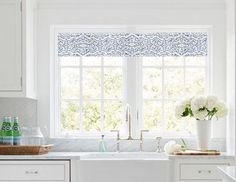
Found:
<box><xmin>2</xmin><ymin>122</ymin><xmax>13</xmax><ymax>137</ymax></box>
<box><xmin>13</xmin><ymin>123</ymin><xmax>21</xmax><ymax>137</ymax></box>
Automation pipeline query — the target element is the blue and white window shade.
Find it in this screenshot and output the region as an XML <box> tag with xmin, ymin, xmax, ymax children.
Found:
<box><xmin>58</xmin><ymin>32</ymin><xmax>207</xmax><ymax>57</ymax></box>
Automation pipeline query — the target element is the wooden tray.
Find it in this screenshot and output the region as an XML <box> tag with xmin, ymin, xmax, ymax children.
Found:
<box><xmin>0</xmin><ymin>144</ymin><xmax>53</xmax><ymax>155</ymax></box>
<box><xmin>174</xmin><ymin>150</ymin><xmax>220</xmax><ymax>155</ymax></box>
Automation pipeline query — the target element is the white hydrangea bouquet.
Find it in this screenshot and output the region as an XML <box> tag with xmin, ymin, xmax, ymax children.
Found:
<box><xmin>175</xmin><ymin>95</ymin><xmax>227</xmax><ymax>150</ymax></box>
<box><xmin>175</xmin><ymin>95</ymin><xmax>227</xmax><ymax>121</ymax></box>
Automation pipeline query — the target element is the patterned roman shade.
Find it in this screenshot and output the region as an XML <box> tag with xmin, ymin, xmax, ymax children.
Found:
<box><xmin>57</xmin><ymin>32</ymin><xmax>207</xmax><ymax>57</ymax></box>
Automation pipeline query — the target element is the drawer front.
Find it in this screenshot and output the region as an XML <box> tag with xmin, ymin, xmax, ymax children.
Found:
<box><xmin>180</xmin><ymin>164</ymin><xmax>228</xmax><ymax>180</ymax></box>
<box><xmin>0</xmin><ymin>161</ymin><xmax>68</xmax><ymax>181</ymax></box>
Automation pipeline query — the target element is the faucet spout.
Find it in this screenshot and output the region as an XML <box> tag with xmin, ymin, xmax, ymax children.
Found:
<box><xmin>126</xmin><ymin>104</ymin><xmax>133</xmax><ymax>140</ymax></box>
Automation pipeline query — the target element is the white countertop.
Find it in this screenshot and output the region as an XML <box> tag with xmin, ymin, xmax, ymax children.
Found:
<box><xmin>0</xmin><ymin>152</ymin><xmax>232</xmax><ymax>160</ymax></box>
<box><xmin>218</xmin><ymin>166</ymin><xmax>236</xmax><ymax>182</ymax></box>
<box><xmin>0</xmin><ymin>152</ymin><xmax>87</xmax><ymax>160</ymax></box>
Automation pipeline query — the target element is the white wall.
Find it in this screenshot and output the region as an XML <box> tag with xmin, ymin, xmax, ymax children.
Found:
<box><xmin>226</xmin><ymin>0</ymin><xmax>236</xmax><ymax>155</ymax></box>
<box><xmin>36</xmin><ymin>0</ymin><xmax>227</xmax><ymax>138</ymax></box>
<box><xmin>0</xmin><ymin>98</ymin><xmax>37</xmax><ymax>127</ymax></box>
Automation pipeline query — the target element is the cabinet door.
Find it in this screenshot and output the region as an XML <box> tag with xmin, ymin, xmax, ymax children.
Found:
<box><xmin>0</xmin><ymin>160</ymin><xmax>70</xmax><ymax>182</ymax></box>
<box><xmin>0</xmin><ymin>0</ymin><xmax>22</xmax><ymax>91</ymax></box>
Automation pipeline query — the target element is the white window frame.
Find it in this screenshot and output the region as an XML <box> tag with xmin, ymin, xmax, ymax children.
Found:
<box><xmin>50</xmin><ymin>25</ymin><xmax>212</xmax><ymax>138</ymax></box>
<box><xmin>137</xmin><ymin>56</ymin><xmax>209</xmax><ymax>138</ymax></box>
<box><xmin>58</xmin><ymin>57</ymin><xmax>125</xmax><ymax>137</ymax></box>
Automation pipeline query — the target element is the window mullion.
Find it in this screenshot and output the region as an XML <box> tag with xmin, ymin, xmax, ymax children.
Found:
<box><xmin>101</xmin><ymin>57</ymin><xmax>104</xmax><ymax>131</ymax></box>
<box><xmin>126</xmin><ymin>57</ymin><xmax>139</xmax><ymax>138</ymax></box>
<box><xmin>136</xmin><ymin>58</ymin><xmax>143</xmax><ymax>132</ymax></box>
<box><xmin>184</xmin><ymin>57</ymin><xmax>186</xmax><ymax>96</ymax></box>
<box><xmin>80</xmin><ymin>57</ymin><xmax>83</xmax><ymax>131</ymax></box>
<box><xmin>161</xmin><ymin>57</ymin><xmax>165</xmax><ymax>130</ymax></box>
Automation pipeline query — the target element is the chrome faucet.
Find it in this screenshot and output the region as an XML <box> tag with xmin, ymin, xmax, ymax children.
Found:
<box><xmin>156</xmin><ymin>137</ymin><xmax>162</xmax><ymax>153</ymax></box>
<box><xmin>110</xmin><ymin>104</ymin><xmax>151</xmax><ymax>152</ymax></box>
<box><xmin>140</xmin><ymin>130</ymin><xmax>149</xmax><ymax>152</ymax></box>
<box><xmin>111</xmin><ymin>130</ymin><xmax>120</xmax><ymax>152</ymax></box>
<box><xmin>126</xmin><ymin>104</ymin><xmax>133</xmax><ymax>140</ymax></box>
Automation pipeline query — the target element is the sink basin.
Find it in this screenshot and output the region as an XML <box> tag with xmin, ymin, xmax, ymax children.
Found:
<box><xmin>80</xmin><ymin>152</ymin><xmax>168</xmax><ymax>160</ymax></box>
<box><xmin>77</xmin><ymin>152</ymin><xmax>170</xmax><ymax>182</ymax></box>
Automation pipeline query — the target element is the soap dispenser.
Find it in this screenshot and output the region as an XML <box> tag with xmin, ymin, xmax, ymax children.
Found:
<box><xmin>99</xmin><ymin>134</ymin><xmax>107</xmax><ymax>152</ymax></box>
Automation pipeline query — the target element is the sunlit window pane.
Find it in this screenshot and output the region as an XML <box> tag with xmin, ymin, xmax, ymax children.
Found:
<box><xmin>104</xmin><ymin>68</ymin><xmax>123</xmax><ymax>99</ymax></box>
<box><xmin>83</xmin><ymin>101</ymin><xmax>101</xmax><ymax>132</ymax></box>
<box><xmin>185</xmin><ymin>57</ymin><xmax>205</xmax><ymax>66</ymax></box>
<box><xmin>143</xmin><ymin>101</ymin><xmax>162</xmax><ymax>130</ymax></box>
<box><xmin>82</xmin><ymin>57</ymin><xmax>101</xmax><ymax>66</ymax></box>
<box><xmin>104</xmin><ymin>57</ymin><xmax>123</xmax><ymax>66</ymax></box>
<box><xmin>164</xmin><ymin>57</ymin><xmax>184</xmax><ymax>66</ymax></box>
<box><xmin>164</xmin><ymin>68</ymin><xmax>184</xmax><ymax>99</ymax></box>
<box><xmin>61</xmin><ymin>68</ymin><xmax>80</xmax><ymax>99</ymax></box>
<box><xmin>60</xmin><ymin>57</ymin><xmax>80</xmax><ymax>66</ymax></box>
<box><xmin>185</xmin><ymin>68</ymin><xmax>205</xmax><ymax>97</ymax></box>
<box><xmin>61</xmin><ymin>101</ymin><xmax>80</xmax><ymax>131</ymax></box>
<box><xmin>83</xmin><ymin>68</ymin><xmax>101</xmax><ymax>99</ymax></box>
<box><xmin>143</xmin><ymin>56</ymin><xmax>206</xmax><ymax>133</ymax></box>
<box><xmin>104</xmin><ymin>101</ymin><xmax>123</xmax><ymax>130</ymax></box>
<box><xmin>142</xmin><ymin>57</ymin><xmax>162</xmax><ymax>66</ymax></box>
<box><xmin>143</xmin><ymin>68</ymin><xmax>162</xmax><ymax>99</ymax></box>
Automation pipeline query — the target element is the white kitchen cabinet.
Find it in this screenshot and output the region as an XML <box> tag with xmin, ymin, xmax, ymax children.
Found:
<box><xmin>0</xmin><ymin>0</ymin><xmax>22</xmax><ymax>92</ymax></box>
<box><xmin>0</xmin><ymin>160</ymin><xmax>70</xmax><ymax>182</ymax></box>
<box><xmin>0</xmin><ymin>0</ymin><xmax>37</xmax><ymax>98</ymax></box>
<box><xmin>172</xmin><ymin>157</ymin><xmax>234</xmax><ymax>182</ymax></box>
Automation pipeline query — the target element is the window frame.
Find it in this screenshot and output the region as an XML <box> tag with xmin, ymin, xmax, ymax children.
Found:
<box><xmin>59</xmin><ymin>57</ymin><xmax>125</xmax><ymax>136</ymax></box>
<box><xmin>50</xmin><ymin>25</ymin><xmax>212</xmax><ymax>138</ymax></box>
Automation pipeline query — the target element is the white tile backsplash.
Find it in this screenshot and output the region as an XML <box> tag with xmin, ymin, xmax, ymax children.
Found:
<box><xmin>0</xmin><ymin>98</ymin><xmax>37</xmax><ymax>127</ymax></box>
<box><xmin>47</xmin><ymin>138</ymin><xmax>226</xmax><ymax>152</ymax></box>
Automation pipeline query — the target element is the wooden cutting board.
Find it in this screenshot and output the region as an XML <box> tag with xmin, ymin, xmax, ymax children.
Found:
<box><xmin>174</xmin><ymin>150</ymin><xmax>220</xmax><ymax>155</ymax></box>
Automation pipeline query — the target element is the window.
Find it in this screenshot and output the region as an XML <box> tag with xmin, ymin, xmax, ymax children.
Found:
<box><xmin>140</xmin><ymin>57</ymin><xmax>206</xmax><ymax>136</ymax></box>
<box><xmin>60</xmin><ymin>57</ymin><xmax>124</xmax><ymax>133</ymax></box>
<box><xmin>53</xmin><ymin>27</ymin><xmax>209</xmax><ymax>137</ymax></box>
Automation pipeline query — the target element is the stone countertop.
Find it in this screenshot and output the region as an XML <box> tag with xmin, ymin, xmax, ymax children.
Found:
<box><xmin>218</xmin><ymin>166</ymin><xmax>236</xmax><ymax>182</ymax></box>
<box><xmin>0</xmin><ymin>152</ymin><xmax>233</xmax><ymax>160</ymax></box>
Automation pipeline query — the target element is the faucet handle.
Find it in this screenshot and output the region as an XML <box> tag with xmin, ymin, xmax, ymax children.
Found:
<box><xmin>111</xmin><ymin>130</ymin><xmax>120</xmax><ymax>140</ymax></box>
<box><xmin>156</xmin><ymin>137</ymin><xmax>162</xmax><ymax>153</ymax></box>
<box><xmin>156</xmin><ymin>136</ymin><xmax>162</xmax><ymax>141</ymax></box>
<box><xmin>140</xmin><ymin>130</ymin><xmax>149</xmax><ymax>140</ymax></box>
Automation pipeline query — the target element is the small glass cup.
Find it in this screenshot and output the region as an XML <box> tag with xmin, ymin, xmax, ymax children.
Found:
<box><xmin>21</xmin><ymin>127</ymin><xmax>45</xmax><ymax>146</ymax></box>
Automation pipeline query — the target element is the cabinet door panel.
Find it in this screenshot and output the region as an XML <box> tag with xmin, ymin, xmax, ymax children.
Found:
<box><xmin>0</xmin><ymin>160</ymin><xmax>70</xmax><ymax>182</ymax></box>
<box><xmin>0</xmin><ymin>0</ymin><xmax>21</xmax><ymax>91</ymax></box>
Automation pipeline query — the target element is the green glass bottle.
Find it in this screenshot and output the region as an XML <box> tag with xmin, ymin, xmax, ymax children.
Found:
<box><xmin>2</xmin><ymin>116</ymin><xmax>13</xmax><ymax>145</ymax></box>
<box><xmin>0</xmin><ymin>117</ymin><xmax>4</xmax><ymax>145</ymax></box>
<box><xmin>12</xmin><ymin>117</ymin><xmax>21</xmax><ymax>145</ymax></box>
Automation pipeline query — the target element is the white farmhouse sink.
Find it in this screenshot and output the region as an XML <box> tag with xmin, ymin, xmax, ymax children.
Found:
<box><xmin>80</xmin><ymin>152</ymin><xmax>168</xmax><ymax>160</ymax></box>
<box><xmin>77</xmin><ymin>152</ymin><xmax>170</xmax><ymax>182</ymax></box>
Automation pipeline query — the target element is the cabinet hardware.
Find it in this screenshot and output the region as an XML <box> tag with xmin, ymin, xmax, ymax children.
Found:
<box><xmin>198</xmin><ymin>170</ymin><xmax>211</xmax><ymax>174</ymax></box>
<box><xmin>25</xmin><ymin>171</ymin><xmax>38</xmax><ymax>174</ymax></box>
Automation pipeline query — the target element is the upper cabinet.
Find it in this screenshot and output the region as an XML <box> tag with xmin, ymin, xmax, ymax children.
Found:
<box><xmin>0</xmin><ymin>0</ymin><xmax>21</xmax><ymax>92</ymax></box>
<box><xmin>0</xmin><ymin>0</ymin><xmax>37</xmax><ymax>98</ymax></box>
